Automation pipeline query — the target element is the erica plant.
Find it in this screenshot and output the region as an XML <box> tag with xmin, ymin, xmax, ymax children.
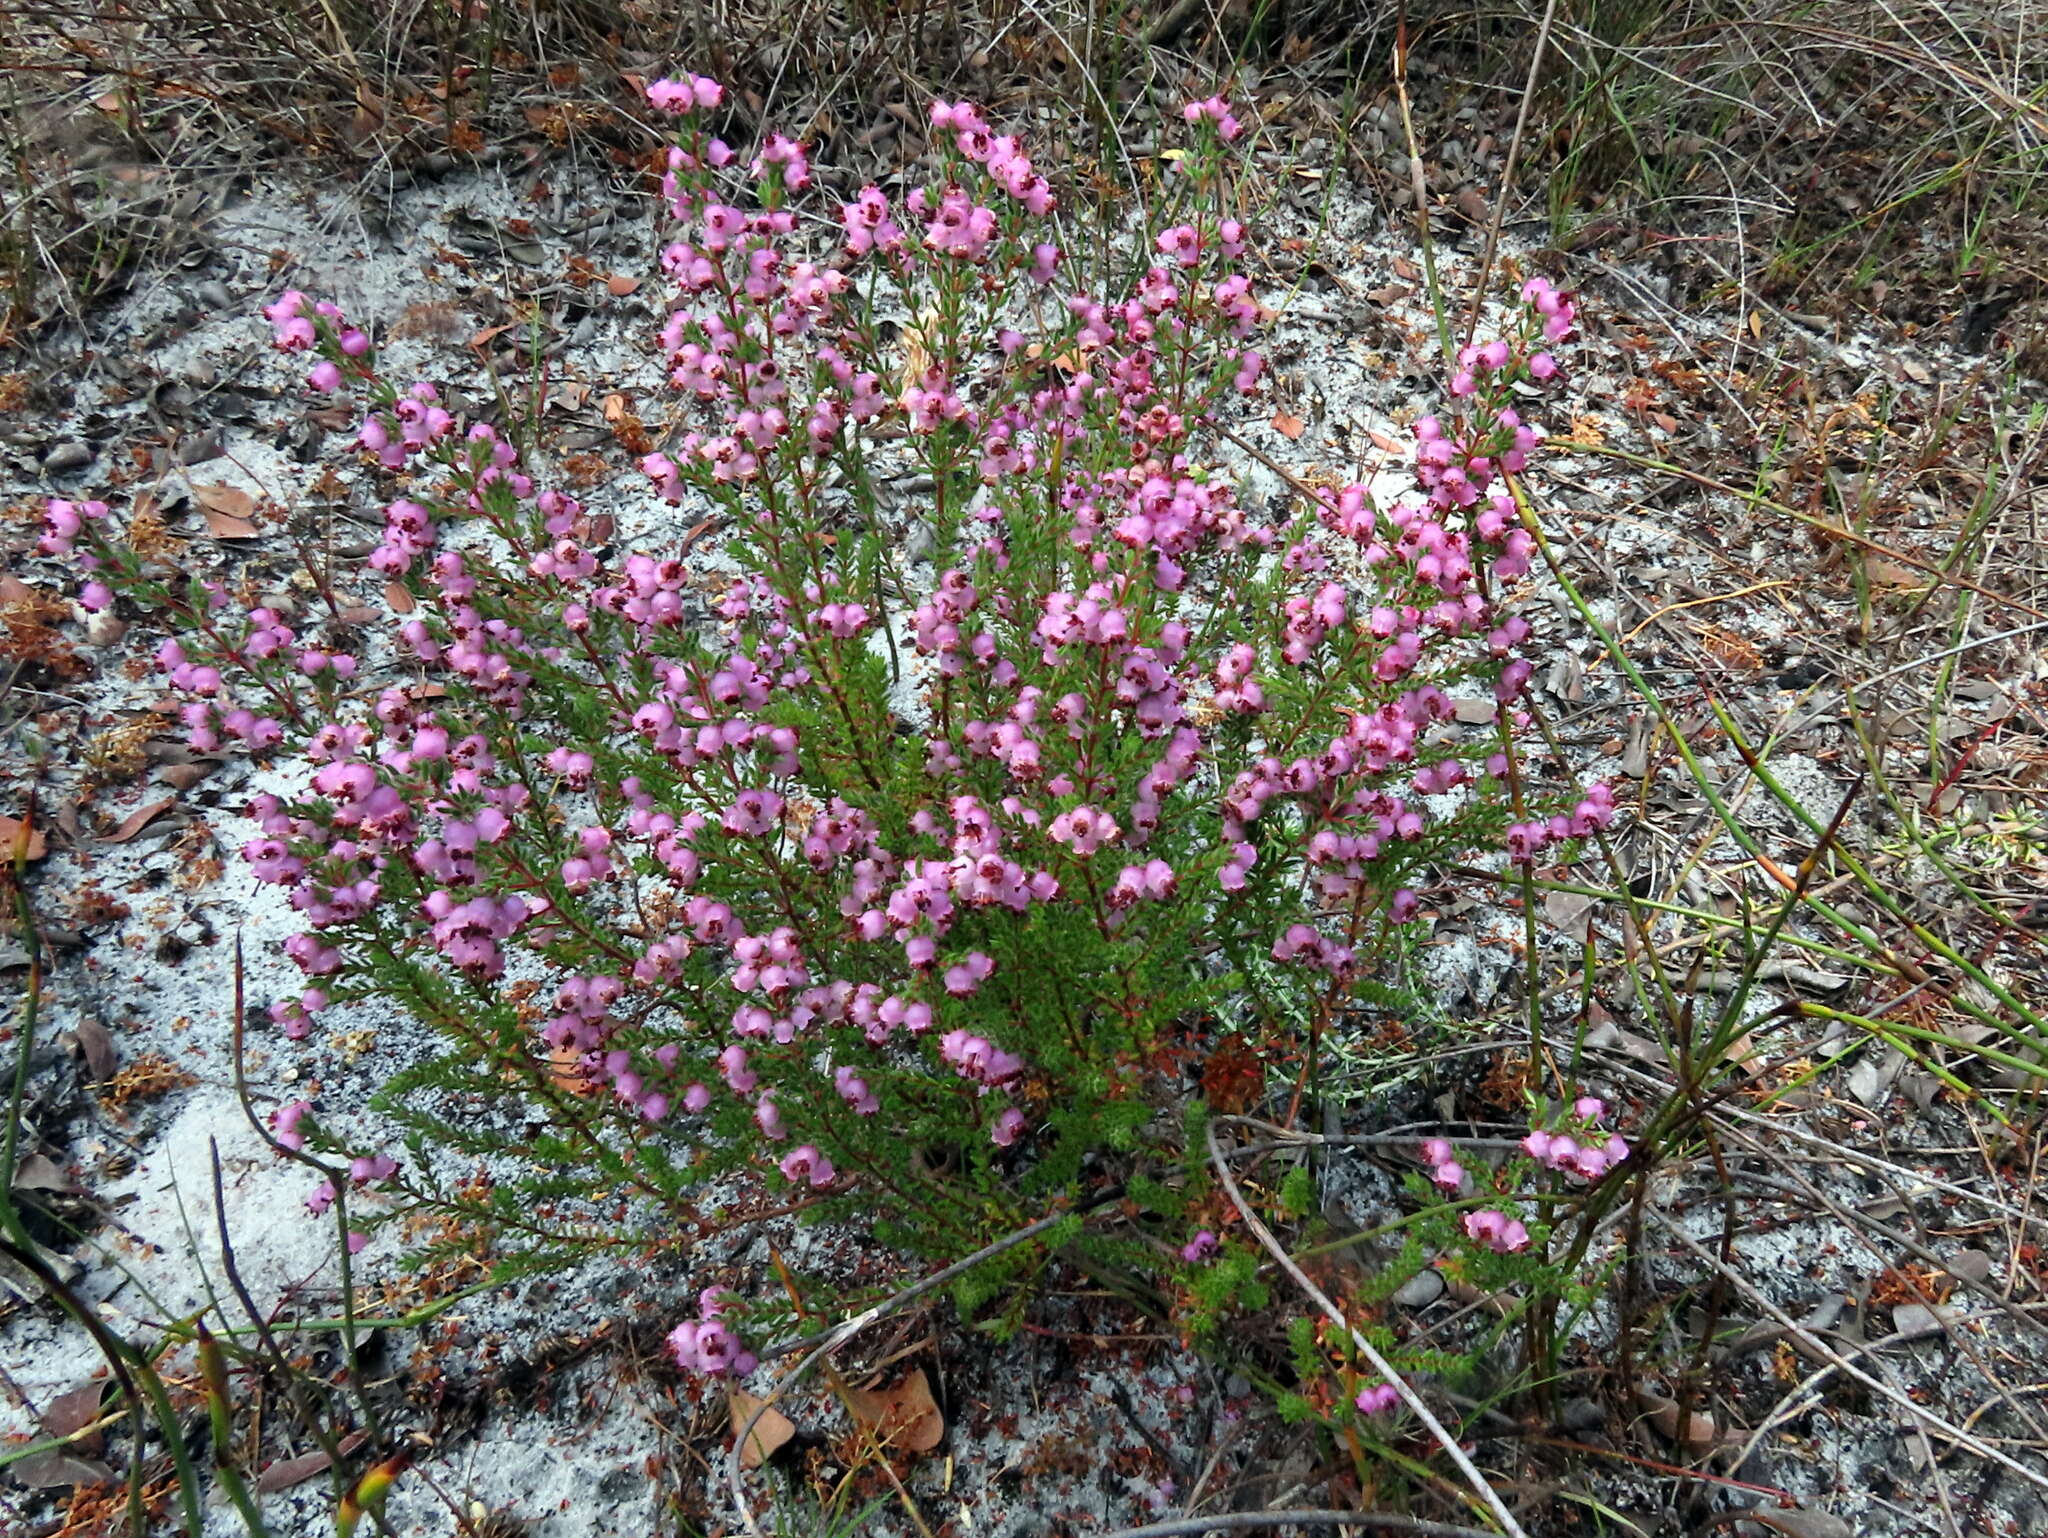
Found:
<box><xmin>41</xmin><ymin>75</ymin><xmax>1605</xmax><ymax>1342</ymax></box>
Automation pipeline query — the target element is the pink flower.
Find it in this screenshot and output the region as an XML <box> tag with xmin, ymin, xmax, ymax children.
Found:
<box><xmin>647</xmin><ymin>73</ymin><xmax>722</xmax><ymax>113</ymax></box>
<box><xmin>779</xmin><ymin>1144</ymin><xmax>836</xmax><ymax>1187</ymax></box>
<box><xmin>1048</xmin><ymin>804</ymin><xmax>1119</xmax><ymax>855</ymax></box>
<box><xmin>263</xmin><ymin>290</ymin><xmax>315</xmax><ymax>349</ymax></box>
<box><xmin>668</xmin><ymin>1302</ymin><xmax>757</xmax><ymax>1379</ymax></box>
<box><xmin>1181</xmin><ymin>1229</ymin><xmax>1219</xmax><ymax>1263</ymax></box>
<box><xmin>1156</xmin><ymin>224</ymin><xmax>1200</xmax><ymax>266</ymax></box>
<box><xmin>722</xmin><ymin>789</ymin><xmax>784</xmax><ymax>836</ymax></box>
<box><xmin>272</xmin><ymin>1099</ymin><xmax>312</xmax><ymax>1151</ymax></box>
<box><xmin>1355</xmin><ymin>1382</ymin><xmax>1400</xmax><ymax>1415</ymax></box>
<box><xmin>1464</xmin><ymin>1209</ymin><xmax>1531</xmax><ymax>1254</ymax></box>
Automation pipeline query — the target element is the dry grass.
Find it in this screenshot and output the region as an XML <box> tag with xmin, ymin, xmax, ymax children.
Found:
<box><xmin>7</xmin><ymin>0</ymin><xmax>2045</xmax><ymax>345</ymax></box>
<box><xmin>1429</xmin><ymin>0</ymin><xmax>2048</xmax><ymax>353</ymax></box>
<box><xmin>0</xmin><ymin>0</ymin><xmax>1178</xmax><ymax>336</ymax></box>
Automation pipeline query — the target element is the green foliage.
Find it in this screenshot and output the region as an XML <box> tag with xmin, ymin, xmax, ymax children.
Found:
<box><xmin>1184</xmin><ymin>1241</ymin><xmax>1269</xmax><ymax>1337</ymax></box>
<box><xmin>1277</xmin><ymin>1161</ymin><xmax>1314</xmax><ymax>1219</ymax></box>
<box><xmin>1275</xmin><ymin>1391</ymin><xmax>1318</xmax><ymax>1424</ymax></box>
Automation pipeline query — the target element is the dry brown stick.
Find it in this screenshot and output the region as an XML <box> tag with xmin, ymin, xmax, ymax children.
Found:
<box><xmin>1729</xmin><ymin>1166</ymin><xmax>2048</xmax><ymax>1462</ymax></box>
<box><xmin>1725</xmin><ymin>1308</ymin><xmax>1962</xmax><ymax>1479</ymax></box>
<box><xmin>1729</xmin><ymin>1165</ymin><xmax>2048</xmax><ymax>1346</ymax></box>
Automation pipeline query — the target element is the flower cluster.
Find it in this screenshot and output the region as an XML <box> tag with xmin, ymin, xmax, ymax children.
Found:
<box><xmin>666</xmin><ymin>1288</ymin><xmax>757</xmax><ymax>1377</ymax></box>
<box><xmin>1462</xmin><ymin>1207</ymin><xmax>1531</xmax><ymax>1255</ymax></box>
<box><xmin>1522</xmin><ymin>1095</ymin><xmax>1630</xmax><ymax>1181</ymax></box>
<box><xmin>1410</xmin><ymin>1093</ymin><xmax>1632</xmax><ymax>1271</ymax></box>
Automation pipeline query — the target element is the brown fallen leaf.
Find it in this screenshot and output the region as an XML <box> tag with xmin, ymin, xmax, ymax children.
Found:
<box><xmin>156</xmin><ymin>761</ymin><xmax>215</xmax><ymax>792</ymax></box>
<box><xmin>44</xmin><ymin>1381</ymin><xmax>108</xmax><ymax>1447</ymax></box>
<box><xmin>843</xmin><ymin>1367</ymin><xmax>944</xmax><ymax>1455</ymax></box>
<box><xmin>548</xmin><ymin>1041</ymin><xmax>599</xmax><ymax>1097</ymax></box>
<box><xmin>72</xmin><ymin>1016</ymin><xmax>117</xmax><ymax>1082</ymax></box>
<box><xmin>13</xmin><ymin>1152</ymin><xmax>85</xmax><ymax>1193</ymax></box>
<box><xmin>192</xmin><ymin>484</ymin><xmax>262</xmax><ymax>539</ymax></box>
<box><xmin>13</xmin><ymin>1448</ymin><xmax>115</xmax><ymax>1490</ymax></box>
<box><xmin>1270</xmin><ymin>410</ymin><xmax>1305</xmax><ymax>440</ymax></box>
<box><xmin>678</xmin><ymin>516</ymin><xmax>720</xmax><ymax>556</ymax></box>
<box><xmin>728</xmin><ymin>1388</ymin><xmax>796</xmax><ymax>1469</ymax></box>
<box><xmin>103</xmin><ymin>797</ymin><xmax>174</xmax><ymax>844</ymax></box>
<box><xmin>384</xmin><ymin>581</ymin><xmax>417</xmax><ymax>615</ymax></box>
<box><xmin>606</xmin><ymin>273</ymin><xmax>641</xmax><ymax>296</ymax></box>
<box><xmin>1737</xmin><ymin>1508</ymin><xmax>1854</xmax><ymax>1538</ymax></box>
<box><xmin>0</xmin><ymin>812</ymin><xmax>48</xmax><ymax>861</ymax></box>
<box><xmin>256</xmin><ymin>1429</ymin><xmax>369</xmax><ymax>1492</ymax></box>
<box><xmin>1861</xmin><ymin>557</ymin><xmax>1927</xmax><ymax>593</ymax></box>
<box><xmin>1637</xmin><ymin>1387</ymin><xmax>1716</xmax><ymax>1450</ymax></box>
<box><xmin>1542</xmin><ymin>890</ymin><xmax>1593</xmax><ymax>940</ymax></box>
<box><xmin>15</xmin><ymin>1380</ymin><xmax>115</xmax><ymax>1489</ymax></box>
<box><xmin>1451</xmin><ymin>697</ymin><xmax>1497</xmax><ymax>725</ymax></box>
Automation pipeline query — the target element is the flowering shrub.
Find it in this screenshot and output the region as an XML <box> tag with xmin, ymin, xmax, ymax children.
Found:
<box><xmin>43</xmin><ymin>75</ymin><xmax>1605</xmax><ymax>1362</ymax></box>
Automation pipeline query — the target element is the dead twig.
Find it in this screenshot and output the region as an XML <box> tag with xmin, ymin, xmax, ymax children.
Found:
<box><xmin>1461</xmin><ymin>0</ymin><xmax>1561</xmax><ymax>353</ymax></box>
